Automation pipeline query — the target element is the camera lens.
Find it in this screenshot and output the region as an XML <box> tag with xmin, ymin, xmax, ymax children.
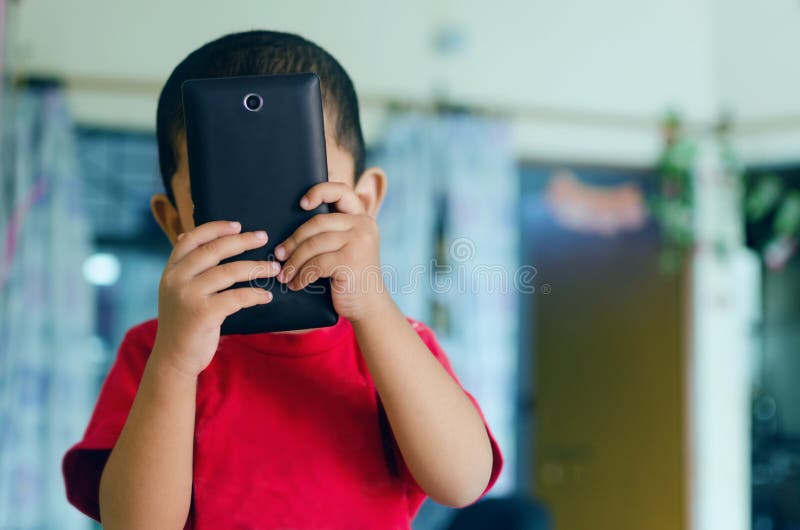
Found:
<box><xmin>244</xmin><ymin>93</ymin><xmax>263</xmax><ymax>112</ymax></box>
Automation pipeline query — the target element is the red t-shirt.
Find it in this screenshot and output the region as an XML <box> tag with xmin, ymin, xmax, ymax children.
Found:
<box><xmin>63</xmin><ymin>316</ymin><xmax>502</xmax><ymax>529</ymax></box>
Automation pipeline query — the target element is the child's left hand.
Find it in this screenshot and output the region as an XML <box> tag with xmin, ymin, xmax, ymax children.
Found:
<box><xmin>274</xmin><ymin>181</ymin><xmax>387</xmax><ymax>323</ymax></box>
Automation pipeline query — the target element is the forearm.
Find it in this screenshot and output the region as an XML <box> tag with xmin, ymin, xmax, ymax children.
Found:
<box><xmin>351</xmin><ymin>295</ymin><xmax>493</xmax><ymax>507</ymax></box>
<box><xmin>99</xmin><ymin>350</ymin><xmax>197</xmax><ymax>530</ymax></box>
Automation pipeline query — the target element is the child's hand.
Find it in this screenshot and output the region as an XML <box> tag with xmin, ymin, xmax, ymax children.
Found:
<box><xmin>152</xmin><ymin>220</ymin><xmax>280</xmax><ymax>377</ymax></box>
<box><xmin>274</xmin><ymin>182</ymin><xmax>386</xmax><ymax>322</ymax></box>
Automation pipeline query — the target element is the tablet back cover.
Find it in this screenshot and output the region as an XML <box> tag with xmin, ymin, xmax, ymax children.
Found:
<box><xmin>182</xmin><ymin>73</ymin><xmax>338</xmax><ymax>334</ymax></box>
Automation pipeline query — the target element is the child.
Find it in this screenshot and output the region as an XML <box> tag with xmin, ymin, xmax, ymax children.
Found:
<box><xmin>63</xmin><ymin>30</ymin><xmax>502</xmax><ymax>529</ymax></box>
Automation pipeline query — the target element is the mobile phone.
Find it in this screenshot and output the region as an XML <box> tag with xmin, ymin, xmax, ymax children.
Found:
<box><xmin>182</xmin><ymin>73</ymin><xmax>338</xmax><ymax>334</ymax></box>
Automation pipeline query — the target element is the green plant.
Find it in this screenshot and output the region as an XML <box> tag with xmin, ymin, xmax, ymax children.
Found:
<box><xmin>746</xmin><ymin>173</ymin><xmax>800</xmax><ymax>269</ymax></box>
<box><xmin>652</xmin><ymin>111</ymin><xmax>697</xmax><ymax>273</ymax></box>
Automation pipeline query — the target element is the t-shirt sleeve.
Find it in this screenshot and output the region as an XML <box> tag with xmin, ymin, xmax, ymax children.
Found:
<box><xmin>62</xmin><ymin>320</ymin><xmax>156</xmax><ymax>522</ymax></box>
<box><xmin>403</xmin><ymin>319</ymin><xmax>504</xmax><ymax>502</ymax></box>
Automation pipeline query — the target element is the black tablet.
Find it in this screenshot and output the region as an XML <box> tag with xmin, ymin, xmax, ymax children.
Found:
<box><xmin>182</xmin><ymin>73</ymin><xmax>338</xmax><ymax>334</ymax></box>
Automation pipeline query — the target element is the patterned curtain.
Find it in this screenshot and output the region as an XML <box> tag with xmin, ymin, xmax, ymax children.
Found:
<box><xmin>373</xmin><ymin>113</ymin><xmax>519</xmax><ymax>496</ymax></box>
<box><xmin>0</xmin><ymin>86</ymin><xmax>95</xmax><ymax>530</ymax></box>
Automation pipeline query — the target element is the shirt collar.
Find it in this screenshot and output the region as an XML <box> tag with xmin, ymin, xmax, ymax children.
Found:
<box><xmin>221</xmin><ymin>316</ymin><xmax>351</xmax><ymax>356</ymax></box>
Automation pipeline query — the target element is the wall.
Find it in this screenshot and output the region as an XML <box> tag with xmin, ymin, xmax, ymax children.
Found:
<box><xmin>13</xmin><ymin>0</ymin><xmax>719</xmax><ymax>165</ymax></box>
<box><xmin>712</xmin><ymin>0</ymin><xmax>800</xmax><ymax>163</ymax></box>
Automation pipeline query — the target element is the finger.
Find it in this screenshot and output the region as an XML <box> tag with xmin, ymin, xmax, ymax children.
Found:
<box><xmin>278</xmin><ymin>231</ymin><xmax>349</xmax><ymax>285</ymax></box>
<box><xmin>193</xmin><ymin>260</ymin><xmax>281</xmax><ymax>295</ymax></box>
<box><xmin>301</xmin><ymin>181</ymin><xmax>365</xmax><ymax>215</ymax></box>
<box><xmin>211</xmin><ymin>286</ymin><xmax>273</xmax><ymax>319</ymax></box>
<box><xmin>288</xmin><ymin>250</ymin><xmax>352</xmax><ymax>291</ymax></box>
<box><xmin>171</xmin><ymin>220</ymin><xmax>242</xmax><ymax>263</ymax></box>
<box><xmin>177</xmin><ymin>230</ymin><xmax>269</xmax><ymax>278</ymax></box>
<box><xmin>275</xmin><ymin>213</ymin><xmax>352</xmax><ymax>260</ymax></box>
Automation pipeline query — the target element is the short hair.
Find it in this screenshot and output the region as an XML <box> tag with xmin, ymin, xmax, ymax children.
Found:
<box><xmin>156</xmin><ymin>30</ymin><xmax>365</xmax><ymax>203</ymax></box>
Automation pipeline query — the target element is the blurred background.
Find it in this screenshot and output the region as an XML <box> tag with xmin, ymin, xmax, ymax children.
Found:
<box><xmin>1</xmin><ymin>1</ymin><xmax>799</xmax><ymax>529</ymax></box>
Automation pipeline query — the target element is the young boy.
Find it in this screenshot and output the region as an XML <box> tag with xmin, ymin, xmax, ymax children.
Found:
<box><xmin>63</xmin><ymin>30</ymin><xmax>502</xmax><ymax>529</ymax></box>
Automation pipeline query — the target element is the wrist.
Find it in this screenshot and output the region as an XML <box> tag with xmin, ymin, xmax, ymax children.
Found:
<box><xmin>348</xmin><ymin>289</ymin><xmax>396</xmax><ymax>328</ymax></box>
<box><xmin>148</xmin><ymin>344</ymin><xmax>202</xmax><ymax>382</ymax></box>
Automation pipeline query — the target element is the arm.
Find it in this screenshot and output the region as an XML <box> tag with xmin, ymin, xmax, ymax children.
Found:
<box><xmin>98</xmin><ymin>354</ymin><xmax>197</xmax><ymax>529</ymax></box>
<box><xmin>352</xmin><ymin>295</ymin><xmax>494</xmax><ymax>507</ymax></box>
<box><xmin>98</xmin><ymin>221</ymin><xmax>279</xmax><ymax>529</ymax></box>
<box><xmin>276</xmin><ymin>182</ymin><xmax>494</xmax><ymax>507</ymax></box>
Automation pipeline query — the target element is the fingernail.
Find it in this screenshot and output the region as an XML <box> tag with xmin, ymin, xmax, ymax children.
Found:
<box><xmin>230</xmin><ymin>221</ymin><xmax>241</xmax><ymax>230</ymax></box>
<box><xmin>262</xmin><ymin>290</ymin><xmax>273</xmax><ymax>302</ymax></box>
<box><xmin>300</xmin><ymin>197</ymin><xmax>310</xmax><ymax>209</ymax></box>
<box><xmin>275</xmin><ymin>245</ymin><xmax>285</xmax><ymax>259</ymax></box>
<box><xmin>177</xmin><ymin>233</ymin><xmax>185</xmax><ymax>241</ymax></box>
<box><xmin>270</xmin><ymin>261</ymin><xmax>281</xmax><ymax>273</ymax></box>
<box><xmin>254</xmin><ymin>230</ymin><xmax>267</xmax><ymax>240</ymax></box>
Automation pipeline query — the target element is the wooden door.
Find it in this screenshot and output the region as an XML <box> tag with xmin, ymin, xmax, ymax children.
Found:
<box><xmin>527</xmin><ymin>218</ymin><xmax>686</xmax><ymax>530</ymax></box>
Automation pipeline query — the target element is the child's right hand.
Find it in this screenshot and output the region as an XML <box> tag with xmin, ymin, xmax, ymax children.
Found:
<box><xmin>151</xmin><ymin>220</ymin><xmax>279</xmax><ymax>377</ymax></box>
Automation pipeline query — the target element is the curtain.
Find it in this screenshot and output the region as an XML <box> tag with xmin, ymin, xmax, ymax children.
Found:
<box><xmin>373</xmin><ymin>113</ymin><xmax>519</xmax><ymax>495</ymax></box>
<box><xmin>0</xmin><ymin>86</ymin><xmax>95</xmax><ymax>530</ymax></box>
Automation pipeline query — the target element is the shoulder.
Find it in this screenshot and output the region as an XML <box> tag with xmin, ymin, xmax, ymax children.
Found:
<box><xmin>406</xmin><ymin>317</ymin><xmax>449</xmax><ymax>361</ymax></box>
<box><xmin>111</xmin><ymin>318</ymin><xmax>158</xmax><ymax>370</ymax></box>
<box><xmin>406</xmin><ymin>317</ymin><xmax>434</xmax><ymax>341</ymax></box>
<box><xmin>120</xmin><ymin>318</ymin><xmax>158</xmax><ymax>352</ymax></box>
<box><xmin>89</xmin><ymin>318</ymin><xmax>159</xmax><ymax>401</ymax></box>
<box><xmin>407</xmin><ymin>317</ymin><xmax>432</xmax><ymax>336</ymax></box>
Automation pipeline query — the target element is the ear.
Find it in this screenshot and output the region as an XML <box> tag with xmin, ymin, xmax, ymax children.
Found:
<box><xmin>150</xmin><ymin>193</ymin><xmax>185</xmax><ymax>245</ymax></box>
<box><xmin>353</xmin><ymin>166</ymin><xmax>387</xmax><ymax>218</ymax></box>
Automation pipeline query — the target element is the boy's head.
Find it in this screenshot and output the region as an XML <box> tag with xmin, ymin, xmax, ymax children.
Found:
<box><xmin>151</xmin><ymin>30</ymin><xmax>386</xmax><ymax>243</ymax></box>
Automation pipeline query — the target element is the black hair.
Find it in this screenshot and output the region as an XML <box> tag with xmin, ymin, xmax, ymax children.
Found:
<box><xmin>156</xmin><ymin>30</ymin><xmax>366</xmax><ymax>203</ymax></box>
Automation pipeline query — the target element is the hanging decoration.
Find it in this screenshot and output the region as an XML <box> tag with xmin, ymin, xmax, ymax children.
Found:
<box><xmin>651</xmin><ymin>110</ymin><xmax>698</xmax><ymax>273</ymax></box>
<box><xmin>745</xmin><ymin>172</ymin><xmax>800</xmax><ymax>270</ymax></box>
<box><xmin>651</xmin><ymin>109</ymin><xmax>800</xmax><ymax>272</ymax></box>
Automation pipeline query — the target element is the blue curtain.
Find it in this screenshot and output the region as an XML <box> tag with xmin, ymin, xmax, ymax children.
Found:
<box><xmin>0</xmin><ymin>87</ymin><xmax>94</xmax><ymax>530</ymax></box>
<box><xmin>373</xmin><ymin>113</ymin><xmax>519</xmax><ymax>495</ymax></box>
